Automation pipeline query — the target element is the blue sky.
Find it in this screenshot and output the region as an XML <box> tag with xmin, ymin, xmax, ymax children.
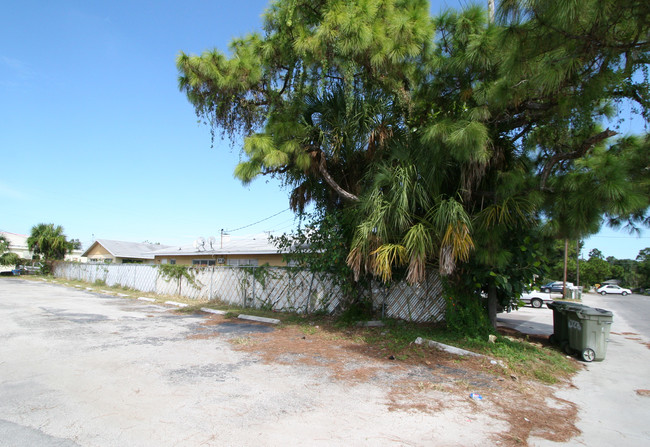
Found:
<box><xmin>1</xmin><ymin>0</ymin><xmax>647</xmax><ymax>260</ymax></box>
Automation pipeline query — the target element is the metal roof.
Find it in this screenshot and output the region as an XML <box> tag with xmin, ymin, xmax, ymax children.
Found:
<box><xmin>150</xmin><ymin>235</ymin><xmax>280</xmax><ymax>257</ymax></box>
<box><xmin>82</xmin><ymin>239</ymin><xmax>173</xmax><ymax>260</ymax></box>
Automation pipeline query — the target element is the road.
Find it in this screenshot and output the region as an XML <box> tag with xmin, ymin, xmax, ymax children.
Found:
<box><xmin>588</xmin><ymin>293</ymin><xmax>650</xmax><ymax>340</ymax></box>
<box><xmin>497</xmin><ymin>292</ymin><xmax>650</xmax><ymax>339</ymax></box>
<box><xmin>499</xmin><ymin>292</ymin><xmax>650</xmax><ymax>447</ymax></box>
<box><xmin>0</xmin><ymin>278</ymin><xmax>507</xmax><ymax>447</ymax></box>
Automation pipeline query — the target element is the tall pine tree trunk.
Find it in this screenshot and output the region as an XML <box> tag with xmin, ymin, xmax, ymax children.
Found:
<box><xmin>488</xmin><ymin>282</ymin><xmax>498</xmax><ymax>329</ymax></box>
<box><xmin>576</xmin><ymin>240</ymin><xmax>580</xmax><ymax>288</ymax></box>
<box><xmin>563</xmin><ymin>239</ymin><xmax>568</xmax><ymax>298</ymax></box>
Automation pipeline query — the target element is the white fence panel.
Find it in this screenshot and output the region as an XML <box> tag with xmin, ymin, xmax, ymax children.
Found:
<box><xmin>52</xmin><ymin>262</ymin><xmax>445</xmax><ymax>322</ymax></box>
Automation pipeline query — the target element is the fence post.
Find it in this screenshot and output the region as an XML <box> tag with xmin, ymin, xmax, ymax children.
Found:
<box><xmin>209</xmin><ymin>266</ymin><xmax>213</xmax><ymax>300</ymax></box>
<box><xmin>251</xmin><ymin>266</ymin><xmax>256</xmax><ymax>308</ymax></box>
<box><xmin>241</xmin><ymin>268</ymin><xmax>246</xmax><ymax>308</ymax></box>
<box><xmin>306</xmin><ymin>272</ymin><xmax>315</xmax><ymax>314</ymax></box>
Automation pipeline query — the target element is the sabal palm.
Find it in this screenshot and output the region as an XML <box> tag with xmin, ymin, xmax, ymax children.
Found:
<box><xmin>27</xmin><ymin>223</ymin><xmax>70</xmax><ymax>260</ymax></box>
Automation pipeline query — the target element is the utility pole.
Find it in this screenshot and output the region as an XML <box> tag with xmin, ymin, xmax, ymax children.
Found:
<box><xmin>488</xmin><ymin>0</ymin><xmax>495</xmax><ymax>23</ymax></box>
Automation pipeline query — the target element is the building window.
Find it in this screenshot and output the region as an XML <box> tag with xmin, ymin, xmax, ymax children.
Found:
<box><xmin>192</xmin><ymin>259</ymin><xmax>215</xmax><ymax>266</ymax></box>
<box><xmin>227</xmin><ymin>258</ymin><xmax>258</xmax><ymax>266</ymax></box>
<box><xmin>170</xmin><ymin>259</ymin><xmax>176</xmax><ymax>265</ymax></box>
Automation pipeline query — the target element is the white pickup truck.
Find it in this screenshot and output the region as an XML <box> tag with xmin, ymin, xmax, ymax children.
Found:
<box><xmin>520</xmin><ymin>290</ymin><xmax>556</xmax><ymax>308</ymax></box>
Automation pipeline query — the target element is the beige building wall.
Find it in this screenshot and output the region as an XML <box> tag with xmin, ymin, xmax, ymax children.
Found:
<box><xmin>85</xmin><ymin>244</ymin><xmax>118</xmax><ymax>263</ymax></box>
<box><xmin>154</xmin><ymin>253</ymin><xmax>285</xmax><ymax>267</ymax></box>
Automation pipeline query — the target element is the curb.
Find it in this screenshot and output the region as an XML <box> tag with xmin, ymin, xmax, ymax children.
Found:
<box><xmin>201</xmin><ymin>307</ymin><xmax>227</xmax><ymax>315</ymax></box>
<box><xmin>414</xmin><ymin>337</ymin><xmax>483</xmax><ymax>357</ymax></box>
<box><xmin>138</xmin><ymin>297</ymin><xmax>156</xmax><ymax>302</ymax></box>
<box><xmin>165</xmin><ymin>301</ymin><xmax>188</xmax><ymax>308</ymax></box>
<box><xmin>238</xmin><ymin>314</ymin><xmax>281</xmax><ymax>325</ymax></box>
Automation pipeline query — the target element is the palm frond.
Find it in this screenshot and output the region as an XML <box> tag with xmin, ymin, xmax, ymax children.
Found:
<box><xmin>370</xmin><ymin>244</ymin><xmax>408</xmax><ymax>283</ymax></box>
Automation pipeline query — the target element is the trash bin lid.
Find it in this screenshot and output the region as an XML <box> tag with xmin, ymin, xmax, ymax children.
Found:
<box><xmin>548</xmin><ymin>301</ymin><xmax>588</xmax><ymax>312</ymax></box>
<box><xmin>577</xmin><ymin>307</ymin><xmax>614</xmax><ymax>318</ymax></box>
<box><xmin>575</xmin><ymin>306</ymin><xmax>614</xmax><ymax>321</ymax></box>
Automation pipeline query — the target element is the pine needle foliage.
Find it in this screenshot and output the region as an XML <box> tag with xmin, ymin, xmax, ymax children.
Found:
<box><xmin>178</xmin><ymin>0</ymin><xmax>650</xmax><ymax>327</ymax></box>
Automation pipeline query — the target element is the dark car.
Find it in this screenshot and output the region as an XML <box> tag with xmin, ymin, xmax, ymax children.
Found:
<box><xmin>540</xmin><ymin>281</ymin><xmax>573</xmax><ymax>293</ymax></box>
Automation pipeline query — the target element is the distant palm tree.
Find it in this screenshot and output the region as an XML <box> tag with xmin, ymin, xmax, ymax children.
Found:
<box><xmin>26</xmin><ymin>223</ymin><xmax>72</xmax><ymax>261</ymax></box>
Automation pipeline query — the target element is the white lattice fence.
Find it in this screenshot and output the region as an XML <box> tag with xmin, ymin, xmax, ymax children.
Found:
<box><xmin>52</xmin><ymin>262</ymin><xmax>445</xmax><ymax>322</ymax></box>
<box><xmin>371</xmin><ymin>272</ymin><xmax>446</xmax><ymax>322</ymax></box>
<box><xmin>236</xmin><ymin>268</ymin><xmax>342</xmax><ymax>313</ymax></box>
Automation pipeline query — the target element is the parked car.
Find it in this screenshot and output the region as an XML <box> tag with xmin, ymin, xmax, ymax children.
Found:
<box><xmin>540</xmin><ymin>281</ymin><xmax>573</xmax><ymax>293</ymax></box>
<box><xmin>520</xmin><ymin>290</ymin><xmax>554</xmax><ymax>308</ymax></box>
<box><xmin>596</xmin><ymin>284</ymin><xmax>632</xmax><ymax>296</ymax></box>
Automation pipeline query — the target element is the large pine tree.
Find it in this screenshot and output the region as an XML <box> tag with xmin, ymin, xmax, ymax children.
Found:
<box><xmin>178</xmin><ymin>0</ymin><xmax>649</xmax><ymax>329</ymax></box>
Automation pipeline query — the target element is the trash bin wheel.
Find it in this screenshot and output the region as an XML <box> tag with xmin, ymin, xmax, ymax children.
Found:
<box><xmin>562</xmin><ymin>342</ymin><xmax>574</xmax><ymax>355</ymax></box>
<box><xmin>531</xmin><ymin>298</ymin><xmax>543</xmax><ymax>308</ymax></box>
<box><xmin>581</xmin><ymin>348</ymin><xmax>595</xmax><ymax>362</ymax></box>
<box><xmin>549</xmin><ymin>334</ymin><xmax>556</xmax><ymax>345</ymax></box>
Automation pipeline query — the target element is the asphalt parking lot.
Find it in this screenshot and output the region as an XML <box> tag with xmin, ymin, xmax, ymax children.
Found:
<box><xmin>0</xmin><ymin>278</ymin><xmax>507</xmax><ymax>447</ymax></box>
<box><xmin>4</xmin><ymin>278</ymin><xmax>649</xmax><ymax>446</ymax></box>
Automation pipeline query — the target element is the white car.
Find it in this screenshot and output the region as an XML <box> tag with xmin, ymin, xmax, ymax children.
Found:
<box><xmin>596</xmin><ymin>284</ymin><xmax>632</xmax><ymax>296</ymax></box>
<box><xmin>520</xmin><ymin>291</ymin><xmax>554</xmax><ymax>308</ymax></box>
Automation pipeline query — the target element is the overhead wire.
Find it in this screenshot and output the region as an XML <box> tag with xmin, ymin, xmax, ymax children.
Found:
<box><xmin>224</xmin><ymin>208</ymin><xmax>291</xmax><ymax>233</ymax></box>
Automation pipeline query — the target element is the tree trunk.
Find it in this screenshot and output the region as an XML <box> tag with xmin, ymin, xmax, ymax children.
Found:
<box><xmin>488</xmin><ymin>283</ymin><xmax>498</xmax><ymax>329</ymax></box>
<box><xmin>313</xmin><ymin>151</ymin><xmax>359</xmax><ymax>202</ymax></box>
<box><xmin>576</xmin><ymin>240</ymin><xmax>580</xmax><ymax>288</ymax></box>
<box><xmin>563</xmin><ymin>238</ymin><xmax>568</xmax><ymax>298</ymax></box>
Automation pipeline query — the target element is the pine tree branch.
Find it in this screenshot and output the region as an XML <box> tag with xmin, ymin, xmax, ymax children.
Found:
<box><xmin>310</xmin><ymin>151</ymin><xmax>360</xmax><ymax>202</ymax></box>
<box><xmin>532</xmin><ymin>8</ymin><xmax>648</xmax><ymax>52</ymax></box>
<box><xmin>511</xmin><ymin>123</ymin><xmax>533</xmax><ymax>143</ymax></box>
<box><xmin>539</xmin><ymin>129</ymin><xmax>618</xmax><ymax>189</ymax></box>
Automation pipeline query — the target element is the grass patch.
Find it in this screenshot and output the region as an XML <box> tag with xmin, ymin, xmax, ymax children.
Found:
<box><xmin>231</xmin><ymin>336</ymin><xmax>254</xmax><ymax>346</ymax></box>
<box><xmin>330</xmin><ymin>318</ymin><xmax>577</xmax><ymax>385</ymax></box>
<box><xmin>299</xmin><ymin>324</ymin><xmax>319</xmax><ymax>336</ymax></box>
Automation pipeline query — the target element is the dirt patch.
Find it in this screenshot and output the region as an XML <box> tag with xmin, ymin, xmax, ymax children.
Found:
<box><xmin>190</xmin><ymin>315</ymin><xmax>580</xmax><ymax>446</ymax></box>
<box><xmin>635</xmin><ymin>389</ymin><xmax>650</xmax><ymax>397</ymax></box>
<box><xmin>498</xmin><ymin>327</ymin><xmax>551</xmax><ymax>346</ymax></box>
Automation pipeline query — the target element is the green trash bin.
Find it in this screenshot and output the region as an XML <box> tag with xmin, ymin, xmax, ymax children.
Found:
<box><xmin>548</xmin><ymin>301</ymin><xmax>589</xmax><ymax>350</ymax></box>
<box><xmin>566</xmin><ymin>307</ymin><xmax>614</xmax><ymax>362</ymax></box>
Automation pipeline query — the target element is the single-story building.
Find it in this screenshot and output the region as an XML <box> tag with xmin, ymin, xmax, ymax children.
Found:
<box><xmin>151</xmin><ymin>234</ymin><xmax>286</xmax><ymax>267</ymax></box>
<box><xmin>1</xmin><ymin>230</ymin><xmax>85</xmax><ymax>267</ymax></box>
<box><xmin>82</xmin><ymin>239</ymin><xmax>171</xmax><ymax>264</ymax></box>
<box><xmin>0</xmin><ymin>231</ymin><xmax>33</xmax><ymax>261</ymax></box>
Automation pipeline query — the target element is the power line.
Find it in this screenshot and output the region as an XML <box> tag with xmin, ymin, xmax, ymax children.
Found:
<box><xmin>225</xmin><ymin>208</ymin><xmax>291</xmax><ymax>233</ymax></box>
<box><xmin>588</xmin><ymin>236</ymin><xmax>649</xmax><ymax>239</ymax></box>
<box><xmin>263</xmin><ymin>216</ymin><xmax>297</xmax><ymax>231</ymax></box>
